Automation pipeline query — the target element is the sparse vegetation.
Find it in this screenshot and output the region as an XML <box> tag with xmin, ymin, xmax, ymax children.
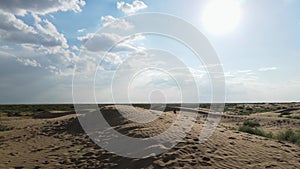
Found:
<box><xmin>224</xmin><ymin>103</ymin><xmax>280</xmax><ymax>115</ymax></box>
<box><xmin>0</xmin><ymin>104</ymin><xmax>76</xmax><ymax>117</ymax></box>
<box><xmin>276</xmin><ymin>129</ymin><xmax>300</xmax><ymax>146</ymax></box>
<box><xmin>243</xmin><ymin>120</ymin><xmax>260</xmax><ymax>127</ymax></box>
<box><xmin>238</xmin><ymin>120</ymin><xmax>300</xmax><ymax>146</ymax></box>
<box><xmin>286</xmin><ymin>116</ymin><xmax>300</xmax><ymax>120</ymax></box>
<box><xmin>0</xmin><ymin>123</ymin><xmax>13</xmax><ymax>131</ymax></box>
<box><xmin>239</xmin><ymin>120</ymin><xmax>273</xmax><ymax>138</ymax></box>
<box><xmin>131</xmin><ymin>104</ymin><xmax>152</xmax><ymax>109</ymax></box>
<box><xmin>239</xmin><ymin>125</ymin><xmax>273</xmax><ymax>138</ymax></box>
<box><xmin>279</xmin><ymin>111</ymin><xmax>292</xmax><ymax>117</ymax></box>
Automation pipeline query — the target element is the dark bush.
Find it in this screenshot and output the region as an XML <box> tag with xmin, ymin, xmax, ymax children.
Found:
<box><xmin>0</xmin><ymin>124</ymin><xmax>13</xmax><ymax>131</ymax></box>
<box><xmin>243</xmin><ymin>120</ymin><xmax>260</xmax><ymax>127</ymax></box>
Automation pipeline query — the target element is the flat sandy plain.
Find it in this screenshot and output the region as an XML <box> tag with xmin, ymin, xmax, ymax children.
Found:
<box><xmin>0</xmin><ymin>103</ymin><xmax>300</xmax><ymax>168</ymax></box>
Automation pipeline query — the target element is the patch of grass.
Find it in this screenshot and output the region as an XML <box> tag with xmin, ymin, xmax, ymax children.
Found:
<box><xmin>238</xmin><ymin>125</ymin><xmax>273</xmax><ymax>138</ymax></box>
<box><xmin>225</xmin><ymin>103</ymin><xmax>279</xmax><ymax>115</ymax></box>
<box><xmin>0</xmin><ymin>123</ymin><xmax>13</xmax><ymax>131</ymax></box>
<box><xmin>239</xmin><ymin>120</ymin><xmax>272</xmax><ymax>138</ymax></box>
<box><xmin>239</xmin><ymin>123</ymin><xmax>300</xmax><ymax>146</ymax></box>
<box><xmin>280</xmin><ymin>112</ymin><xmax>292</xmax><ymax>116</ymax></box>
<box><xmin>276</xmin><ymin>129</ymin><xmax>300</xmax><ymax>146</ymax></box>
<box><xmin>243</xmin><ymin>120</ymin><xmax>260</xmax><ymax>127</ymax></box>
<box><xmin>131</xmin><ymin>104</ymin><xmax>152</xmax><ymax>109</ymax></box>
<box><xmin>104</xmin><ymin>104</ymin><xmax>180</xmax><ymax>110</ymax></box>
<box><xmin>0</xmin><ymin>104</ymin><xmax>76</xmax><ymax>117</ymax></box>
<box><xmin>222</xmin><ymin>125</ymin><xmax>236</xmax><ymax>130</ymax></box>
<box><xmin>279</xmin><ymin>111</ymin><xmax>292</xmax><ymax>117</ymax></box>
<box><xmin>236</xmin><ymin>110</ymin><xmax>252</xmax><ymax>116</ymax></box>
<box><xmin>286</xmin><ymin>116</ymin><xmax>300</xmax><ymax>120</ymax></box>
<box><xmin>19</xmin><ymin>111</ymin><xmax>36</xmax><ymax>116</ymax></box>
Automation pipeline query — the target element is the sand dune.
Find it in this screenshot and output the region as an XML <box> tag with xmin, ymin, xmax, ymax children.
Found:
<box><xmin>0</xmin><ymin>105</ymin><xmax>300</xmax><ymax>168</ymax></box>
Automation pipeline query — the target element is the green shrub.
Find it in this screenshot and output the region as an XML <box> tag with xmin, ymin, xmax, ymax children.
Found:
<box><xmin>239</xmin><ymin>125</ymin><xmax>273</xmax><ymax>138</ymax></box>
<box><xmin>0</xmin><ymin>104</ymin><xmax>76</xmax><ymax>117</ymax></box>
<box><xmin>224</xmin><ymin>104</ymin><xmax>279</xmax><ymax>115</ymax></box>
<box><xmin>246</xmin><ymin>107</ymin><xmax>253</xmax><ymax>111</ymax></box>
<box><xmin>0</xmin><ymin>124</ymin><xmax>13</xmax><ymax>131</ymax></box>
<box><xmin>238</xmin><ymin>125</ymin><xmax>272</xmax><ymax>138</ymax></box>
<box><xmin>239</xmin><ymin>121</ymin><xmax>300</xmax><ymax>146</ymax></box>
<box><xmin>279</xmin><ymin>112</ymin><xmax>292</xmax><ymax>117</ymax></box>
<box><xmin>276</xmin><ymin>129</ymin><xmax>300</xmax><ymax>146</ymax></box>
<box><xmin>237</xmin><ymin>111</ymin><xmax>250</xmax><ymax>115</ymax></box>
<box><xmin>287</xmin><ymin>116</ymin><xmax>300</xmax><ymax>120</ymax></box>
<box><xmin>243</xmin><ymin>120</ymin><xmax>260</xmax><ymax>127</ymax></box>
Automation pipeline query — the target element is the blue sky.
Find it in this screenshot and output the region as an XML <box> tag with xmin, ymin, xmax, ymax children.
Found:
<box><xmin>0</xmin><ymin>0</ymin><xmax>300</xmax><ymax>103</ymax></box>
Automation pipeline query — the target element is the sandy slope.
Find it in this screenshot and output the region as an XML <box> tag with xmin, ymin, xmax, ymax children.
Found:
<box><xmin>0</xmin><ymin>105</ymin><xmax>300</xmax><ymax>168</ymax></box>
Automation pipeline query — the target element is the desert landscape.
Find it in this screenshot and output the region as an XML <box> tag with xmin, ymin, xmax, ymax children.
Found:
<box><xmin>2</xmin><ymin>0</ymin><xmax>300</xmax><ymax>169</ymax></box>
<box><xmin>0</xmin><ymin>103</ymin><xmax>300</xmax><ymax>168</ymax></box>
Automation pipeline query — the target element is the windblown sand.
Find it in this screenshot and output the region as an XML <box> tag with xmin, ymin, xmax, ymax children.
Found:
<box><xmin>0</xmin><ymin>105</ymin><xmax>300</xmax><ymax>168</ymax></box>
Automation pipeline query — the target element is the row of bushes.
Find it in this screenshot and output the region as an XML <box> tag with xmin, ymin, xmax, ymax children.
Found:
<box><xmin>238</xmin><ymin>120</ymin><xmax>300</xmax><ymax>146</ymax></box>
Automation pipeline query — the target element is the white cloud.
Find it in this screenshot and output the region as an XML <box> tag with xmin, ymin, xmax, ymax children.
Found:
<box><xmin>0</xmin><ymin>12</ymin><xmax>36</xmax><ymax>33</ymax></box>
<box><xmin>117</xmin><ymin>0</ymin><xmax>147</xmax><ymax>14</ymax></box>
<box><xmin>0</xmin><ymin>45</ymin><xmax>12</xmax><ymax>50</ymax></box>
<box><xmin>201</xmin><ymin>63</ymin><xmax>223</xmax><ymax>68</ymax></box>
<box><xmin>71</xmin><ymin>45</ymin><xmax>80</xmax><ymax>51</ymax></box>
<box><xmin>0</xmin><ymin>12</ymin><xmax>68</xmax><ymax>48</ymax></box>
<box><xmin>8</xmin><ymin>43</ymin><xmax>79</xmax><ymax>76</ymax></box>
<box><xmin>75</xmin><ymin>32</ymin><xmax>146</xmax><ymax>75</ymax></box>
<box><xmin>0</xmin><ymin>0</ymin><xmax>85</xmax><ymax>76</ymax></box>
<box><xmin>77</xmin><ymin>33</ymin><xmax>118</xmax><ymax>51</ymax></box>
<box><xmin>238</xmin><ymin>69</ymin><xmax>252</xmax><ymax>73</ymax></box>
<box><xmin>0</xmin><ymin>12</ymin><xmax>38</xmax><ymax>44</ymax></box>
<box><xmin>78</xmin><ymin>33</ymin><xmax>137</xmax><ymax>52</ymax></box>
<box><xmin>49</xmin><ymin>14</ymin><xmax>55</xmax><ymax>19</ymax></box>
<box><xmin>258</xmin><ymin>67</ymin><xmax>277</xmax><ymax>72</ymax></box>
<box><xmin>34</xmin><ymin>17</ymin><xmax>69</xmax><ymax>48</ymax></box>
<box><xmin>16</xmin><ymin>58</ymin><xmax>41</xmax><ymax>67</ymax></box>
<box><xmin>0</xmin><ymin>51</ymin><xmax>14</xmax><ymax>58</ymax></box>
<box><xmin>94</xmin><ymin>54</ymin><xmax>201</xmax><ymax>103</ymax></box>
<box><xmin>77</xmin><ymin>28</ymin><xmax>86</xmax><ymax>33</ymax></box>
<box><xmin>0</xmin><ymin>0</ymin><xmax>144</xmax><ymax>79</ymax></box>
<box><xmin>0</xmin><ymin>0</ymin><xmax>86</xmax><ymax>16</ymax></box>
<box><xmin>101</xmin><ymin>15</ymin><xmax>134</xmax><ymax>30</ymax></box>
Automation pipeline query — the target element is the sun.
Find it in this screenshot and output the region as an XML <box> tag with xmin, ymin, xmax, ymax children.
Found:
<box><xmin>202</xmin><ymin>0</ymin><xmax>242</xmax><ymax>35</ymax></box>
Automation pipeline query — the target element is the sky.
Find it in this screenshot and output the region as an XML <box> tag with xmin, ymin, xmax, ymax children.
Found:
<box><xmin>0</xmin><ymin>0</ymin><xmax>300</xmax><ymax>104</ymax></box>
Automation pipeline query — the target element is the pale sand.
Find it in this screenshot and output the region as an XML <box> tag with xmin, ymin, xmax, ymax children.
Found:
<box><xmin>0</xmin><ymin>105</ymin><xmax>300</xmax><ymax>168</ymax></box>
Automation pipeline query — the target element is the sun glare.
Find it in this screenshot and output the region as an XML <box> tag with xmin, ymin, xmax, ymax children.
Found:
<box><xmin>202</xmin><ymin>0</ymin><xmax>242</xmax><ymax>35</ymax></box>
